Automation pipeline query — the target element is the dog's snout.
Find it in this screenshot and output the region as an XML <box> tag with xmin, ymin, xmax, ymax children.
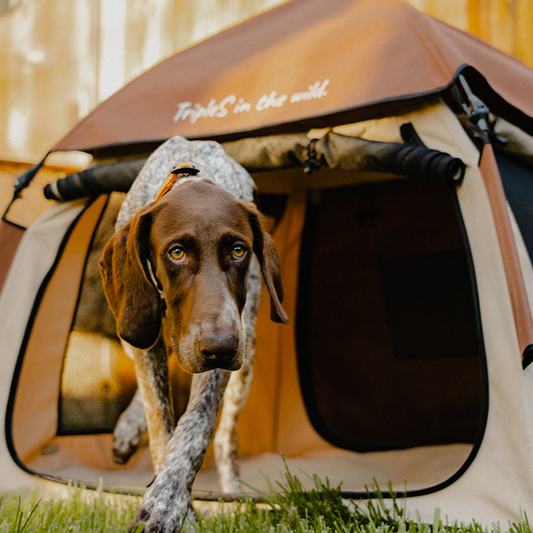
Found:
<box><xmin>199</xmin><ymin>332</ymin><xmax>239</xmax><ymax>366</ymax></box>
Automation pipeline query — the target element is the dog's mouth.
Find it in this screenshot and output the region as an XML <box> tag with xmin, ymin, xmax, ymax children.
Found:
<box><xmin>203</xmin><ymin>354</ymin><xmax>242</xmax><ymax>372</ymax></box>
<box><xmin>178</xmin><ymin>353</ymin><xmax>243</xmax><ymax>373</ymax></box>
<box><xmin>201</xmin><ymin>348</ymin><xmax>240</xmax><ymax>369</ymax></box>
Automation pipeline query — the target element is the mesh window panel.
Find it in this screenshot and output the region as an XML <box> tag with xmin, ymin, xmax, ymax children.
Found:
<box><xmin>297</xmin><ymin>179</ymin><xmax>484</xmax><ymax>452</ymax></box>
<box><xmin>58</xmin><ymin>193</ymin><xmax>137</xmax><ymax>435</ymax></box>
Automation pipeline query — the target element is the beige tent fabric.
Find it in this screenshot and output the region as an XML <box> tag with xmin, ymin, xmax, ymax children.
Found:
<box><xmin>12</xmin><ymin>196</ymin><xmax>109</xmax><ymax>464</ymax></box>
<box><xmin>387</xmin><ymin>99</ymin><xmax>533</xmax><ymax>526</ymax></box>
<box><xmin>0</xmin><ymin>198</ymin><xmax>89</xmax><ymax>493</ymax></box>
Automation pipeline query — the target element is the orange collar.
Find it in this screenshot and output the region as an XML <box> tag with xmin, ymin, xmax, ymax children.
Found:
<box><xmin>154</xmin><ymin>163</ymin><xmax>200</xmax><ymax>202</ymax></box>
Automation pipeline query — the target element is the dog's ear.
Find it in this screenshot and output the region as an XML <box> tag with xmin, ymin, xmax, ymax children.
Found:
<box><xmin>100</xmin><ymin>206</ymin><xmax>162</xmax><ymax>349</ymax></box>
<box><xmin>246</xmin><ymin>203</ymin><xmax>289</xmax><ymax>325</ymax></box>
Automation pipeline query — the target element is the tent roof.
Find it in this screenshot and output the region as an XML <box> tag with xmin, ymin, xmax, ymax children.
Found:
<box><xmin>52</xmin><ymin>0</ymin><xmax>533</xmax><ymax>154</ymax></box>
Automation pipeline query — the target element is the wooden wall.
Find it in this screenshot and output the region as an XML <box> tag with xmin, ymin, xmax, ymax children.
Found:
<box><xmin>412</xmin><ymin>0</ymin><xmax>533</xmax><ymax>67</ymax></box>
<box><xmin>0</xmin><ymin>0</ymin><xmax>284</xmax><ymax>162</ymax></box>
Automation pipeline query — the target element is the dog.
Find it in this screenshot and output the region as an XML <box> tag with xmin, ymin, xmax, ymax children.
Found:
<box><xmin>100</xmin><ymin>136</ymin><xmax>288</xmax><ymax>533</ymax></box>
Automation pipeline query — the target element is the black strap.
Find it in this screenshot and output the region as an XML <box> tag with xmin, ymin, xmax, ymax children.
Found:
<box><xmin>3</xmin><ymin>153</ymin><xmax>50</xmax><ymax>222</ymax></box>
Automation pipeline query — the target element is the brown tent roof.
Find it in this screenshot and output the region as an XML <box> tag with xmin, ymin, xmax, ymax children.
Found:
<box><xmin>52</xmin><ymin>0</ymin><xmax>533</xmax><ymax>153</ymax></box>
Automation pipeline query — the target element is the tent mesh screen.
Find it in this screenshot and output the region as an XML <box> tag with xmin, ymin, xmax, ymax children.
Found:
<box><xmin>297</xmin><ymin>178</ymin><xmax>484</xmax><ymax>452</ymax></box>
<box><xmin>57</xmin><ymin>193</ymin><xmax>137</xmax><ymax>435</ymax></box>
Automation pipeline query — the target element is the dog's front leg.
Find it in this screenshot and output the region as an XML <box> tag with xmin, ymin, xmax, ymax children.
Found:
<box><xmin>130</xmin><ymin>369</ymin><xmax>230</xmax><ymax>533</ymax></box>
<box><xmin>123</xmin><ymin>340</ymin><xmax>175</xmax><ymax>471</ymax></box>
<box><xmin>214</xmin><ymin>353</ymin><xmax>253</xmax><ymax>493</ymax></box>
<box><xmin>214</xmin><ymin>256</ymin><xmax>262</xmax><ymax>492</ymax></box>
<box><xmin>112</xmin><ymin>387</ymin><xmax>147</xmax><ymax>464</ymax></box>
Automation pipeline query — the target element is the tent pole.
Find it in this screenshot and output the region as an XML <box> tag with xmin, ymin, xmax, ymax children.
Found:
<box><xmin>479</xmin><ymin>142</ymin><xmax>533</xmax><ymax>360</ymax></box>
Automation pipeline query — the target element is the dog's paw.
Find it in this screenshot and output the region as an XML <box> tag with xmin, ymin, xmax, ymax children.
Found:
<box><xmin>112</xmin><ymin>393</ymin><xmax>148</xmax><ymax>464</ymax></box>
<box><xmin>112</xmin><ymin>427</ymin><xmax>147</xmax><ymax>464</ymax></box>
<box><xmin>129</xmin><ymin>494</ymin><xmax>195</xmax><ymax>533</ymax></box>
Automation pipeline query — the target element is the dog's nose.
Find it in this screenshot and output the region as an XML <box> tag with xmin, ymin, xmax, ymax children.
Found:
<box><xmin>199</xmin><ymin>332</ymin><xmax>239</xmax><ymax>366</ymax></box>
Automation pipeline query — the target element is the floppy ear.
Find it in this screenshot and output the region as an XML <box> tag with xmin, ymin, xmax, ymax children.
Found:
<box><xmin>246</xmin><ymin>203</ymin><xmax>289</xmax><ymax>324</ymax></box>
<box><xmin>99</xmin><ymin>206</ymin><xmax>162</xmax><ymax>349</ymax></box>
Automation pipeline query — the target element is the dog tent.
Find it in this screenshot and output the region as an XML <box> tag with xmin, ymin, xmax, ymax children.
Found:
<box><xmin>3</xmin><ymin>0</ymin><xmax>533</xmax><ymax>525</ymax></box>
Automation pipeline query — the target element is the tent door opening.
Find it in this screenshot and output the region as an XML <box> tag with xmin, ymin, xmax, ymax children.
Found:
<box><xmin>296</xmin><ymin>177</ymin><xmax>486</xmax><ymax>455</ymax></box>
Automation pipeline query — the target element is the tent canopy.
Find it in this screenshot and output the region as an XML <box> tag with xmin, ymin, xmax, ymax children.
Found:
<box><xmin>52</xmin><ymin>0</ymin><xmax>533</xmax><ymax>155</ymax></box>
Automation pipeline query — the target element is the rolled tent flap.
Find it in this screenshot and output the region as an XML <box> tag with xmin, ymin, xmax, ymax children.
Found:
<box><xmin>43</xmin><ymin>159</ymin><xmax>148</xmax><ymax>202</ymax></box>
<box><xmin>224</xmin><ymin>131</ymin><xmax>466</xmax><ymax>181</ymax></box>
<box><xmin>44</xmin><ymin>132</ymin><xmax>466</xmax><ymax>202</ymax></box>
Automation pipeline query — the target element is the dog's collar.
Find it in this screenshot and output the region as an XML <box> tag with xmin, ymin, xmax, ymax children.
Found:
<box><xmin>154</xmin><ymin>162</ymin><xmax>200</xmax><ymax>202</ymax></box>
<box><xmin>146</xmin><ymin>258</ymin><xmax>166</xmax><ymax>302</ymax></box>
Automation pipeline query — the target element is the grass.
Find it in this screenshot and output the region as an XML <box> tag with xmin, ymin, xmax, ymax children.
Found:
<box><xmin>0</xmin><ymin>482</ymin><xmax>140</xmax><ymax>533</ymax></box>
<box><xmin>0</xmin><ymin>463</ymin><xmax>531</xmax><ymax>533</ymax></box>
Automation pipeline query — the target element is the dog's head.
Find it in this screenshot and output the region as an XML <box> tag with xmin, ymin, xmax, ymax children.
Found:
<box><xmin>100</xmin><ymin>179</ymin><xmax>288</xmax><ymax>373</ymax></box>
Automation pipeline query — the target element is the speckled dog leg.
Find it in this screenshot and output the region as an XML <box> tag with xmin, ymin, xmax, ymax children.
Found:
<box><xmin>130</xmin><ymin>369</ymin><xmax>230</xmax><ymax>533</ymax></box>
<box><xmin>112</xmin><ymin>388</ymin><xmax>148</xmax><ymax>464</ymax></box>
<box><xmin>123</xmin><ymin>340</ymin><xmax>175</xmax><ymax>471</ymax></box>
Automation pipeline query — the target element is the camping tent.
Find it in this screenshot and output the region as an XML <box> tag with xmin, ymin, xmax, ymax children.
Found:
<box><xmin>3</xmin><ymin>0</ymin><xmax>533</xmax><ymax>525</ymax></box>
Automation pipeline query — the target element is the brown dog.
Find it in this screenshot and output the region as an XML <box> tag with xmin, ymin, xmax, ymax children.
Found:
<box><xmin>100</xmin><ymin>176</ymin><xmax>287</xmax><ymax>532</ymax></box>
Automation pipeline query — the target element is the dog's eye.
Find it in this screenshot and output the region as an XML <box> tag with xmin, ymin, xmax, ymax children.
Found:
<box><xmin>170</xmin><ymin>246</ymin><xmax>185</xmax><ymax>261</ymax></box>
<box><xmin>231</xmin><ymin>245</ymin><xmax>246</xmax><ymax>260</ymax></box>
